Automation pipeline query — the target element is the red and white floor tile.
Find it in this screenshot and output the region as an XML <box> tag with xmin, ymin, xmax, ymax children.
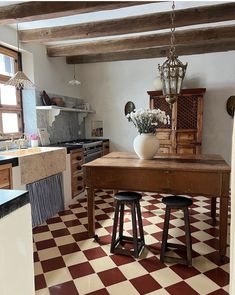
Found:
<box><xmin>33</xmin><ymin>190</ymin><xmax>230</xmax><ymax>295</ymax></box>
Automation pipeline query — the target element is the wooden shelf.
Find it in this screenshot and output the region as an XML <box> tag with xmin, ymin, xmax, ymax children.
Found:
<box><xmin>36</xmin><ymin>105</ymin><xmax>95</xmax><ymax>113</ymax></box>
<box><xmin>36</xmin><ymin>106</ymin><xmax>95</xmax><ymax>126</ymax></box>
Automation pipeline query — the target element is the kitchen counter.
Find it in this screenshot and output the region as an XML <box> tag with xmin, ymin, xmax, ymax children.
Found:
<box><xmin>0</xmin><ymin>189</ymin><xmax>29</xmax><ymax>219</ymax></box>
<box><xmin>0</xmin><ymin>147</ymin><xmax>67</xmax><ymax>185</ymax></box>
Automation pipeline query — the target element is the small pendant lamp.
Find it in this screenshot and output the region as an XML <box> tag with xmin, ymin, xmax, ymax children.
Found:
<box><xmin>5</xmin><ymin>24</ymin><xmax>35</xmax><ymax>90</ymax></box>
<box><xmin>69</xmin><ymin>64</ymin><xmax>81</xmax><ymax>86</ymax></box>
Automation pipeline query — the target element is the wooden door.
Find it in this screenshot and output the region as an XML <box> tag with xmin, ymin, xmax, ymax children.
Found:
<box><xmin>149</xmin><ymin>88</ymin><xmax>205</xmax><ymax>155</ymax></box>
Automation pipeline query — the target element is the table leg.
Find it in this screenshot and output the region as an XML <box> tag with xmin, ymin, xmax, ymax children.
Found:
<box><xmin>219</xmin><ymin>197</ymin><xmax>229</xmax><ymax>258</ymax></box>
<box><xmin>113</xmin><ymin>190</ymin><xmax>118</xmax><ymax>207</ymax></box>
<box><xmin>113</xmin><ymin>189</ymin><xmax>118</xmax><ymax>195</ymax></box>
<box><xmin>87</xmin><ymin>187</ymin><xmax>95</xmax><ymax>238</ymax></box>
<box><xmin>210</xmin><ymin>198</ymin><xmax>217</xmax><ymax>224</ymax></box>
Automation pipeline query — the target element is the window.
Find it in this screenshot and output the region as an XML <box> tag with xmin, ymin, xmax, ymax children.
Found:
<box><xmin>0</xmin><ymin>46</ymin><xmax>23</xmax><ymax>138</ymax></box>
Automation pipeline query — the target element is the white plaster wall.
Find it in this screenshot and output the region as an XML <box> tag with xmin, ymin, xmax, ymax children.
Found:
<box><xmin>0</xmin><ymin>25</ymin><xmax>82</xmax><ymax>135</ymax></box>
<box><xmin>0</xmin><ymin>25</ymin><xmax>81</xmax><ymax>99</ymax></box>
<box><xmin>24</xmin><ymin>43</ymin><xmax>81</xmax><ymax>98</ymax></box>
<box><xmin>80</xmin><ymin>52</ymin><xmax>235</xmax><ymax>164</ymax></box>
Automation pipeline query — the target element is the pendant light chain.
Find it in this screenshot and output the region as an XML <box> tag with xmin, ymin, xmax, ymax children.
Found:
<box><xmin>73</xmin><ymin>64</ymin><xmax>76</xmax><ymax>80</ymax></box>
<box><xmin>170</xmin><ymin>1</ymin><xmax>176</xmax><ymax>56</ymax></box>
<box><xmin>17</xmin><ymin>23</ymin><xmax>20</xmax><ymax>53</ymax></box>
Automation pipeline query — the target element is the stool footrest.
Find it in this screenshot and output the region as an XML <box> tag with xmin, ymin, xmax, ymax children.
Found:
<box><xmin>166</xmin><ymin>242</ymin><xmax>187</xmax><ymax>251</ymax></box>
<box><xmin>160</xmin><ymin>196</ymin><xmax>192</xmax><ymax>267</ymax></box>
<box><xmin>120</xmin><ymin>235</ymin><xmax>144</xmax><ymax>243</ymax></box>
<box><xmin>111</xmin><ymin>235</ymin><xmax>145</xmax><ymax>258</ymax></box>
<box><xmin>161</xmin><ymin>255</ymin><xmax>191</xmax><ymax>266</ymax></box>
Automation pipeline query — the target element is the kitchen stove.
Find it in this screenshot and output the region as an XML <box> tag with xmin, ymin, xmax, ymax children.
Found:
<box><xmin>57</xmin><ymin>139</ymin><xmax>103</xmax><ymax>163</ymax></box>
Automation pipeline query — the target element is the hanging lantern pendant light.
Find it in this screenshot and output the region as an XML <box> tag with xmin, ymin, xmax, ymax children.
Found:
<box><xmin>158</xmin><ymin>1</ymin><xmax>187</xmax><ymax>106</ymax></box>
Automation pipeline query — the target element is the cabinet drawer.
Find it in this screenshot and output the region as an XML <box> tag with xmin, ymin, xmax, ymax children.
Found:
<box><xmin>71</xmin><ymin>175</ymin><xmax>84</xmax><ymax>197</ymax></box>
<box><xmin>71</xmin><ymin>151</ymin><xmax>84</xmax><ymax>159</ymax></box>
<box><xmin>71</xmin><ymin>155</ymin><xmax>84</xmax><ymax>164</ymax></box>
<box><xmin>177</xmin><ymin>146</ymin><xmax>196</xmax><ymax>155</ymax></box>
<box><xmin>0</xmin><ymin>169</ymin><xmax>10</xmax><ymax>183</ymax></box>
<box><xmin>158</xmin><ymin>145</ymin><xmax>172</xmax><ymax>154</ymax></box>
<box><xmin>169</xmin><ymin>171</ymin><xmax>221</xmax><ymax>196</ymax></box>
<box><xmin>71</xmin><ymin>160</ymin><xmax>83</xmax><ymax>171</ymax></box>
<box><xmin>156</xmin><ymin>132</ymin><xmax>171</xmax><ymax>141</ymax></box>
<box><xmin>177</xmin><ymin>131</ymin><xmax>196</xmax><ymax>143</ymax></box>
<box><xmin>72</xmin><ymin>173</ymin><xmax>84</xmax><ymax>183</ymax></box>
<box><xmin>0</xmin><ymin>167</ymin><xmax>11</xmax><ymax>188</ymax></box>
<box><xmin>72</xmin><ymin>181</ymin><xmax>84</xmax><ymax>196</ymax></box>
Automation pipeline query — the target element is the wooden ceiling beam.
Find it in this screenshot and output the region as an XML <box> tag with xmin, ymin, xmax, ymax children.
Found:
<box><xmin>20</xmin><ymin>2</ymin><xmax>235</xmax><ymax>43</ymax></box>
<box><xmin>47</xmin><ymin>25</ymin><xmax>235</xmax><ymax>57</ymax></box>
<box><xmin>0</xmin><ymin>1</ymin><xmax>152</xmax><ymax>25</ymax></box>
<box><xmin>66</xmin><ymin>40</ymin><xmax>235</xmax><ymax>64</ymax></box>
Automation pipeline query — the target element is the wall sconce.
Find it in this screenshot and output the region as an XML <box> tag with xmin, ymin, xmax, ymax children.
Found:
<box><xmin>226</xmin><ymin>96</ymin><xmax>235</xmax><ymax>118</ymax></box>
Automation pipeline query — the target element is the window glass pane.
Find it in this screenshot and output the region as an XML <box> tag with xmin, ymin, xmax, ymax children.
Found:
<box><xmin>2</xmin><ymin>113</ymin><xmax>19</xmax><ymax>133</ymax></box>
<box><xmin>0</xmin><ymin>83</ymin><xmax>17</xmax><ymax>105</ymax></box>
<box><xmin>0</xmin><ymin>53</ymin><xmax>15</xmax><ymax>76</ymax></box>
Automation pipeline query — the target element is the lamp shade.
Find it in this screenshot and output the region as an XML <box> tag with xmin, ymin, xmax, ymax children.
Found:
<box><xmin>68</xmin><ymin>64</ymin><xmax>81</xmax><ymax>86</ymax></box>
<box><xmin>5</xmin><ymin>71</ymin><xmax>35</xmax><ymax>90</ymax></box>
<box><xmin>68</xmin><ymin>79</ymin><xmax>81</xmax><ymax>86</ymax></box>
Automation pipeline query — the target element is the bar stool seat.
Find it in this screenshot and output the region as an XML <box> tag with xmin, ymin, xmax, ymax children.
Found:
<box><xmin>110</xmin><ymin>191</ymin><xmax>145</xmax><ymax>258</ymax></box>
<box><xmin>160</xmin><ymin>196</ymin><xmax>193</xmax><ymax>267</ymax></box>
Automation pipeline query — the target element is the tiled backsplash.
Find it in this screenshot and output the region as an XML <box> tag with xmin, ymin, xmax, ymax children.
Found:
<box><xmin>36</xmin><ymin>91</ymin><xmax>85</xmax><ymax>144</ymax></box>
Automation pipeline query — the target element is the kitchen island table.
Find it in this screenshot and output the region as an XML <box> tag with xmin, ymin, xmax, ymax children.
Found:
<box><xmin>83</xmin><ymin>152</ymin><xmax>230</xmax><ymax>259</ymax></box>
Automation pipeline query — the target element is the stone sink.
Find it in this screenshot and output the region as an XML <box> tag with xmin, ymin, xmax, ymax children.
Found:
<box><xmin>0</xmin><ymin>147</ymin><xmax>66</xmax><ymax>185</ymax></box>
<box><xmin>0</xmin><ymin>147</ymin><xmax>60</xmax><ymax>157</ymax></box>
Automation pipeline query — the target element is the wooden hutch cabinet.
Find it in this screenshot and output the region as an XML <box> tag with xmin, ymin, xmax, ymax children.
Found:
<box><xmin>148</xmin><ymin>88</ymin><xmax>206</xmax><ymax>155</ymax></box>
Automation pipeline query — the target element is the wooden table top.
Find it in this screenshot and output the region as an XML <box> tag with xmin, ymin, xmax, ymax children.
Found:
<box><xmin>83</xmin><ymin>152</ymin><xmax>230</xmax><ymax>173</ymax></box>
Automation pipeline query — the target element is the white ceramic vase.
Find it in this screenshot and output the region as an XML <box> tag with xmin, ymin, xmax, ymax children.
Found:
<box><xmin>133</xmin><ymin>133</ymin><xmax>159</xmax><ymax>160</ymax></box>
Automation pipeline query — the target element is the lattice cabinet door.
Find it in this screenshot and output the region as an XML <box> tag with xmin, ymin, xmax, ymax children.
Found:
<box><xmin>149</xmin><ymin>91</ymin><xmax>176</xmax><ymax>154</ymax></box>
<box><xmin>148</xmin><ymin>88</ymin><xmax>205</xmax><ymax>155</ymax></box>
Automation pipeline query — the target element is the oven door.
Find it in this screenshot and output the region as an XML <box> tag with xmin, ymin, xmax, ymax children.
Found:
<box><xmin>84</xmin><ymin>150</ymin><xmax>103</xmax><ymax>163</ymax></box>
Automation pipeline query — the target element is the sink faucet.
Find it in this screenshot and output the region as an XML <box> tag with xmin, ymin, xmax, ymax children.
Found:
<box><xmin>0</xmin><ymin>134</ymin><xmax>15</xmax><ymax>151</ymax></box>
<box><xmin>14</xmin><ymin>133</ymin><xmax>28</xmax><ymax>149</ymax></box>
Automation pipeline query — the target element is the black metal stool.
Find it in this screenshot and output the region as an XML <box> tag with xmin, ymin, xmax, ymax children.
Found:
<box><xmin>160</xmin><ymin>196</ymin><xmax>193</xmax><ymax>267</ymax></box>
<box><xmin>110</xmin><ymin>191</ymin><xmax>145</xmax><ymax>258</ymax></box>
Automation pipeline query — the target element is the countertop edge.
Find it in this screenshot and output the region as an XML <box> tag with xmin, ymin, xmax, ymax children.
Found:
<box><xmin>0</xmin><ymin>190</ymin><xmax>29</xmax><ymax>219</ymax></box>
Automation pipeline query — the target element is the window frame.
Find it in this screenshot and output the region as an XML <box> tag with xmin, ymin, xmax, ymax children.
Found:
<box><xmin>0</xmin><ymin>45</ymin><xmax>23</xmax><ymax>139</ymax></box>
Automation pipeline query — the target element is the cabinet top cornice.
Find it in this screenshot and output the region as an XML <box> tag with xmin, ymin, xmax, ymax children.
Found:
<box><xmin>147</xmin><ymin>88</ymin><xmax>206</xmax><ymax>96</ymax></box>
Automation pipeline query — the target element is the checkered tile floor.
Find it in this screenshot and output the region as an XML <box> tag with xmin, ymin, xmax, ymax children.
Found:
<box><xmin>33</xmin><ymin>190</ymin><xmax>230</xmax><ymax>295</ymax></box>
